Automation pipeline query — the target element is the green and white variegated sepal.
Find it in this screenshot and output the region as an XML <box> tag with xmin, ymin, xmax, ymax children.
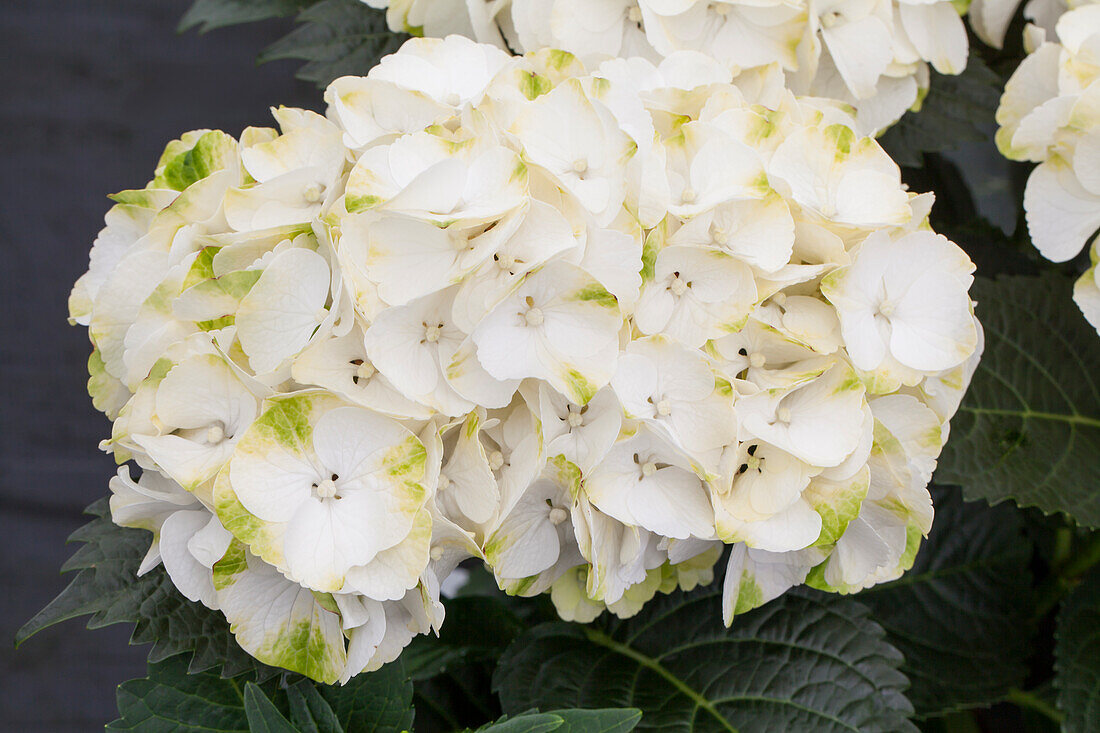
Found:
<box><xmin>213</xmin><ymin>390</ymin><xmax>431</xmax><ymax>597</ymax></box>
<box><xmin>109</xmin><ymin>458</ymin><xmax>463</xmax><ymax>685</ymax></box>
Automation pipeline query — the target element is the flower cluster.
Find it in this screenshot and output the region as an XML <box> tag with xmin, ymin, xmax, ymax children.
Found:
<box><xmin>996</xmin><ymin>2</ymin><xmax>1100</xmax><ymax>331</ymax></box>
<box><xmin>71</xmin><ymin>35</ymin><xmax>980</xmax><ymax>682</ymax></box>
<box><xmin>365</xmin><ymin>0</ymin><xmax>969</xmax><ymax>134</ymax></box>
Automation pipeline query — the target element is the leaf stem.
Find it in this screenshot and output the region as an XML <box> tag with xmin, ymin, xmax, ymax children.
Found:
<box><xmin>583</xmin><ymin>628</ymin><xmax>739</xmax><ymax>733</ymax></box>
<box><xmin>1035</xmin><ymin>530</ymin><xmax>1100</xmax><ymax>618</ymax></box>
<box><xmin>1005</xmin><ymin>688</ymin><xmax>1064</xmax><ymax>724</ymax></box>
<box><xmin>1058</xmin><ymin>530</ymin><xmax>1100</xmax><ymax>580</ymax></box>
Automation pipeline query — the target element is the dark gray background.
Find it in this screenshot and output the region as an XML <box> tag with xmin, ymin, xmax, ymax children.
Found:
<box><xmin>0</xmin><ymin>3</ymin><xmax>319</xmax><ymax>729</ymax></box>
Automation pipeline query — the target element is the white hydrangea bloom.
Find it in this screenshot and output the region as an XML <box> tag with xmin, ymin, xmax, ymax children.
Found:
<box><xmin>361</xmin><ymin>0</ymin><xmax>970</xmax><ymax>133</ymax></box>
<box><xmin>71</xmin><ymin>36</ymin><xmax>980</xmax><ymax>680</ymax></box>
<box><xmin>996</xmin><ymin>3</ymin><xmax>1100</xmax><ymax>332</ymax></box>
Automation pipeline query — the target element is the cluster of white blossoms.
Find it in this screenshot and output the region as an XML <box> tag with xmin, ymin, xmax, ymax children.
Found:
<box><xmin>364</xmin><ymin>0</ymin><xmax>970</xmax><ymax>134</ymax></box>
<box><xmin>995</xmin><ymin>2</ymin><xmax>1100</xmax><ymax>331</ymax></box>
<box><xmin>71</xmin><ymin>35</ymin><xmax>981</xmax><ymax>683</ymax></box>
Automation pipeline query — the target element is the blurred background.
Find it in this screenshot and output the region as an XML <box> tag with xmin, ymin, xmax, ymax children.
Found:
<box><xmin>0</xmin><ymin>2</ymin><xmax>318</xmax><ymax>729</ymax></box>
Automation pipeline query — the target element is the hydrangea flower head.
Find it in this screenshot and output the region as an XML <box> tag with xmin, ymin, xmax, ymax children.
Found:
<box><xmin>71</xmin><ymin>35</ymin><xmax>980</xmax><ymax>681</ymax></box>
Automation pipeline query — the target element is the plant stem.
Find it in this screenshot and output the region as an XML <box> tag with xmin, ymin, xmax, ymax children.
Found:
<box><xmin>1005</xmin><ymin>688</ymin><xmax>1064</xmax><ymax>724</ymax></box>
<box><xmin>1058</xmin><ymin>530</ymin><xmax>1100</xmax><ymax>580</ymax></box>
<box><xmin>1035</xmin><ymin>530</ymin><xmax>1100</xmax><ymax>619</ymax></box>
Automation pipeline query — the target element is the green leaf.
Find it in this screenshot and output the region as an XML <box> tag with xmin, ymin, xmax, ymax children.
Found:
<box><xmin>107</xmin><ymin>655</ymin><xmax>252</xmax><ymax>732</ymax></box>
<box><xmin>474</xmin><ymin>709</ymin><xmax>642</xmax><ymax>733</ymax></box>
<box><xmin>316</xmin><ymin>661</ymin><xmax>414</xmax><ymax>732</ymax></box>
<box><xmin>494</xmin><ymin>584</ymin><xmax>917</xmax><ymax>732</ymax></box>
<box><xmin>1055</xmin><ymin>564</ymin><xmax>1100</xmax><ymax>731</ymax></box>
<box><xmin>859</xmin><ymin>486</ymin><xmax>1035</xmax><ymax>716</ymax></box>
<box><xmin>548</xmin><ymin>709</ymin><xmax>643</xmax><ymax>733</ymax></box>
<box><xmin>936</xmin><ymin>274</ymin><xmax>1100</xmax><ymax>527</ymax></box>
<box><xmin>287</xmin><ymin>681</ymin><xmax>343</xmax><ymax>733</ymax></box>
<box><xmin>878</xmin><ymin>56</ymin><xmax>1002</xmax><ymax>168</ymax></box>
<box><xmin>257</xmin><ymin>0</ymin><xmax>407</xmax><ymax>87</ymax></box>
<box><xmin>475</xmin><ymin>712</ymin><xmax>567</xmax><ymax>733</ymax></box>
<box><xmin>16</xmin><ymin>499</ymin><xmax>272</xmax><ymax>678</ymax></box>
<box><xmin>245</xmin><ymin>683</ymin><xmax>300</xmax><ymax>733</ymax></box>
<box><xmin>180</xmin><ymin>0</ymin><xmax>322</xmax><ymax>32</ymax></box>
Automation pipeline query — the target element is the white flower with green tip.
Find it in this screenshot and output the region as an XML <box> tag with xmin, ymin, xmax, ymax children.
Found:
<box><xmin>721</xmin><ymin>543</ymin><xmax>814</xmax><ymax>624</ymax></box>
<box><xmin>511</xmin><ymin>78</ymin><xmax>636</xmax><ymax>225</ymax></box>
<box><xmin>221</xmin><ymin>394</ymin><xmax>428</xmax><ymax>594</ymax></box>
<box><xmin>235</xmin><ymin>246</ymin><xmax>333</xmax><ymax>374</ymax></box>
<box><xmin>583</xmin><ymin>427</ymin><xmax>716</xmax><ymax>540</ymax></box>
<box><xmin>345</xmin><ymin>131</ymin><xmax>528</xmax><ymax>227</ymax></box>
<box><xmin>611</xmin><ymin>336</ymin><xmax>737</xmax><ymax>461</ymax></box>
<box><xmin>737</xmin><ymin>361</ymin><xmax>867</xmax><ymax>468</ymax></box>
<box><xmin>472</xmin><ymin>261</ymin><xmax>623</xmax><ymax>405</ymax></box>
<box><xmin>485</xmin><ymin>472</ymin><xmax>580</xmax><ymax>586</ymax></box>
<box><xmin>535</xmin><ymin>383</ymin><xmax>622</xmax><ymax>473</ymax></box>
<box><xmin>634</xmin><ymin>245</ymin><xmax>758</xmax><ymax>347</ymax></box>
<box><xmin>1075</xmin><ymin>236</ymin><xmax>1100</xmax><ymax>333</ymax></box>
<box><xmin>130</xmin><ymin>353</ymin><xmax>260</xmax><ymax>491</ymax></box>
<box><xmin>214</xmin><ymin>543</ymin><xmax>348</xmax><ymax>683</ymax></box>
<box><xmin>291</xmin><ymin>325</ymin><xmax>433</xmax><ymax>420</ymax></box>
<box><xmin>821</xmin><ymin>230</ymin><xmax>977</xmax><ymax>374</ymax></box>
<box><xmin>768</xmin><ymin>123</ymin><xmax>911</xmax><ymax>228</ymax></box>
<box><xmin>450</xmin><ymin>200</ymin><xmax>581</xmax><ymax>332</ymax></box>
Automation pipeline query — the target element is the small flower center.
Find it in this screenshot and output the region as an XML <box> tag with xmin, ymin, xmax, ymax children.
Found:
<box><xmin>355</xmin><ymin>362</ymin><xmax>376</xmax><ymax>382</ymax></box>
<box><xmin>438</xmin><ymin>473</ymin><xmax>451</xmax><ymax>491</ymax></box>
<box><xmin>302</xmin><ymin>182</ymin><xmax>325</xmax><ymax>203</ymax></box>
<box><xmin>488</xmin><ymin>450</ymin><xmax>505</xmax><ymax>471</ymax></box>
<box><xmin>572</xmin><ymin>158</ymin><xmax>589</xmax><ymax>174</ymax></box>
<box><xmin>710</xmin><ymin>225</ymin><xmax>728</xmax><ymax>245</ymax></box>
<box><xmin>430</xmin><ymin>545</ymin><xmax>445</xmax><ymax>561</ymax></box>
<box><xmin>713</xmin><ymin>2</ymin><xmax>731</xmax><ymax>15</ymax></box>
<box><xmin>316</xmin><ymin>478</ymin><xmax>338</xmax><ymax>499</ymax></box>
<box><xmin>656</xmin><ymin>398</ymin><xmax>672</xmax><ymax>416</ymax></box>
<box><xmin>669</xmin><ymin>274</ymin><xmax>688</xmax><ymax>296</ymax></box>
<box><xmin>641</xmin><ymin>461</ymin><xmax>658</xmax><ymax>478</ymax></box>
<box><xmin>878</xmin><ymin>299</ymin><xmax>896</xmax><ymax>318</ymax></box>
<box><xmin>821</xmin><ymin>9</ymin><xmax>842</xmax><ymax>27</ymax></box>
<box><xmin>681</xmin><ymin>187</ymin><xmax>697</xmax><ymax>204</ymax></box>
<box><xmin>524</xmin><ymin>306</ymin><xmax>545</xmax><ymax>327</ymax></box>
<box><xmin>446</xmin><ymin>92</ymin><xmax>461</xmax><ymax>106</ymax></box>
<box><xmin>567</xmin><ymin>411</ymin><xmax>584</xmax><ymax>428</ymax></box>
<box><xmin>748</xmin><ymin>351</ymin><xmax>766</xmax><ymax>369</ymax></box>
<box><xmin>548</xmin><ymin>506</ymin><xmax>569</xmax><ymax>525</ymax></box>
<box><xmin>746</xmin><ymin>454</ymin><xmax>763</xmax><ymax>472</ymax></box>
<box><xmin>425</xmin><ymin>323</ymin><xmax>442</xmax><ymax>343</ymax></box>
<box><xmin>206</xmin><ymin>423</ymin><xmax>225</xmax><ymax>444</ymax></box>
<box><xmin>776</xmin><ymin>407</ymin><xmax>792</xmax><ymax>424</ymax></box>
<box><xmin>627</xmin><ymin>6</ymin><xmax>643</xmax><ymax>23</ymax></box>
<box><xmin>497</xmin><ymin>253</ymin><xmax>517</xmax><ymax>271</ymax></box>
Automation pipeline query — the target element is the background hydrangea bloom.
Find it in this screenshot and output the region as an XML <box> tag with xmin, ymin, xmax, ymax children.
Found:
<box><xmin>995</xmin><ymin>1</ymin><xmax>1100</xmax><ymax>332</ymax></box>
<box><xmin>361</xmin><ymin>0</ymin><xmax>970</xmax><ymax>134</ymax></box>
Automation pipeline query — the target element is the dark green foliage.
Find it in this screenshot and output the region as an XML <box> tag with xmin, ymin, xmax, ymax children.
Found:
<box><xmin>183</xmin><ymin>0</ymin><xmax>404</xmax><ymax>86</ymax></box>
<box><xmin>878</xmin><ymin>57</ymin><xmax>1002</xmax><ymax>168</ymax></box>
<box><xmin>860</xmin><ymin>486</ymin><xmax>1035</xmax><ymax>715</ymax></box>
<box><xmin>1055</xmin><ymin>566</ymin><xmax>1100</xmax><ymax>731</ymax></box>
<box><xmin>180</xmin><ymin>0</ymin><xmax>322</xmax><ymax>33</ymax></box>
<box><xmin>494</xmin><ymin>585</ymin><xmax>917</xmax><ymax>732</ymax></box>
<box><xmin>17</xmin><ymin>499</ymin><xmax>272</xmax><ymax>679</ymax></box>
<box><xmin>937</xmin><ymin>275</ymin><xmax>1100</xmax><ymax>527</ymax></box>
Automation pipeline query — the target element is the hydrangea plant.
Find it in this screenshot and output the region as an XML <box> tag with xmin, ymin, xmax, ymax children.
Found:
<box><xmin>17</xmin><ymin>0</ymin><xmax>1100</xmax><ymax>730</ymax></box>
